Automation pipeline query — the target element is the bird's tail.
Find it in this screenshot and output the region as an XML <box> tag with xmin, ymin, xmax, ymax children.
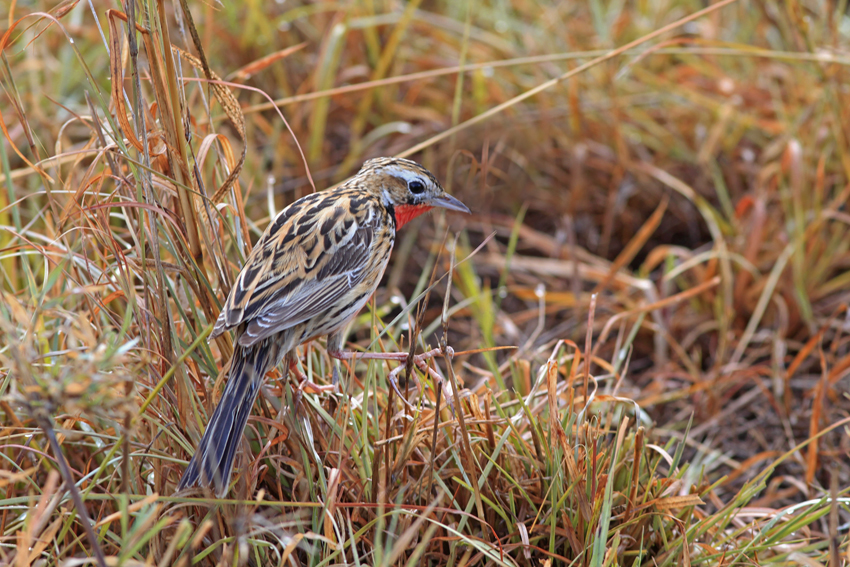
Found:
<box><xmin>178</xmin><ymin>339</ymin><xmax>283</xmax><ymax>496</ymax></box>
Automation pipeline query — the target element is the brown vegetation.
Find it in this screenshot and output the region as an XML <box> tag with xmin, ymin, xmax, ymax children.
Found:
<box><xmin>0</xmin><ymin>0</ymin><xmax>848</xmax><ymax>565</ymax></box>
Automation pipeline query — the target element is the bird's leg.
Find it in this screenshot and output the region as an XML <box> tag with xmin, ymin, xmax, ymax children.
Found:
<box><xmin>327</xmin><ymin>343</ymin><xmax>452</xmax><ymax>406</ymax></box>
<box><xmin>327</xmin><ymin>347</ymin><xmax>446</xmax><ymax>385</ymax></box>
<box><xmin>383</xmin><ymin>351</ymin><xmax>456</xmax><ymax>415</ymax></box>
<box><xmin>328</xmin><ymin>347</ymin><xmax>444</xmax><ymax>365</ymax></box>
<box><xmin>327</xmin><ymin>332</ymin><xmax>344</xmax><ymax>389</ymax></box>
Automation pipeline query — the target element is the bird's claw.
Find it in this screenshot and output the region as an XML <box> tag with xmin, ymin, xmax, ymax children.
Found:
<box><xmin>328</xmin><ymin>347</ymin><xmax>451</xmax><ymax>410</ymax></box>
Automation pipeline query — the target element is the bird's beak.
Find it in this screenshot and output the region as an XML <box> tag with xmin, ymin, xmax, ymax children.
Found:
<box><xmin>430</xmin><ymin>193</ymin><xmax>471</xmax><ymax>214</ymax></box>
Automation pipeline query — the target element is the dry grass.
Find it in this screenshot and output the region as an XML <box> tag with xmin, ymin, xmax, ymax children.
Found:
<box><xmin>1</xmin><ymin>0</ymin><xmax>849</xmax><ymax>565</ymax></box>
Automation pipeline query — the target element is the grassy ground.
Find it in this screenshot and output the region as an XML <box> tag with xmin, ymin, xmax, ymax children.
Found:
<box><xmin>1</xmin><ymin>0</ymin><xmax>849</xmax><ymax>565</ymax></box>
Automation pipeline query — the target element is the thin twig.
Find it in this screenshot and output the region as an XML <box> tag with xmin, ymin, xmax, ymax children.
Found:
<box><xmin>36</xmin><ymin>413</ymin><xmax>108</xmax><ymax>567</ymax></box>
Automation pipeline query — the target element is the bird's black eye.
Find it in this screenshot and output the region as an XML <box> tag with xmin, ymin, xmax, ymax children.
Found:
<box><xmin>408</xmin><ymin>179</ymin><xmax>426</xmax><ymax>195</ymax></box>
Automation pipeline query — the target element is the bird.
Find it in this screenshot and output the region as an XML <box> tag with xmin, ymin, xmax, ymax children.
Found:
<box><xmin>177</xmin><ymin>157</ymin><xmax>470</xmax><ymax>495</ymax></box>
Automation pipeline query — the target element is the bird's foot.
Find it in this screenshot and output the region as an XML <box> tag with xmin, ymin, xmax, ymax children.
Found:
<box><xmin>328</xmin><ymin>347</ymin><xmax>454</xmax><ymax>410</ymax></box>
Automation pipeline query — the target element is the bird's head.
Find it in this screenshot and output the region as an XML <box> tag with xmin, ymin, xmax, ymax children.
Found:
<box><xmin>357</xmin><ymin>157</ymin><xmax>470</xmax><ymax>229</ymax></box>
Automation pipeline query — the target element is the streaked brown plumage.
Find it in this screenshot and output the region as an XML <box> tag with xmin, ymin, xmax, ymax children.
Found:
<box><xmin>178</xmin><ymin>157</ymin><xmax>470</xmax><ymax>495</ymax></box>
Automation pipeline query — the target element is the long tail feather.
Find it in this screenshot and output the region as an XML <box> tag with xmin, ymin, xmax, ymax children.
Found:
<box><xmin>178</xmin><ymin>339</ymin><xmax>283</xmax><ymax>496</ymax></box>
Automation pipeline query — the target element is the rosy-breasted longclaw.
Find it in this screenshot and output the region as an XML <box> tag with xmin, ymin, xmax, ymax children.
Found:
<box><xmin>177</xmin><ymin>157</ymin><xmax>470</xmax><ymax>496</ymax></box>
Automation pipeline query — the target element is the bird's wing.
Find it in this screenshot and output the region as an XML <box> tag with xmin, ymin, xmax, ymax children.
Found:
<box><xmin>213</xmin><ymin>194</ymin><xmax>390</xmax><ymax>346</ymax></box>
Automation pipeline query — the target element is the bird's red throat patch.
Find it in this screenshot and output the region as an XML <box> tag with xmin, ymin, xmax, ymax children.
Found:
<box><xmin>394</xmin><ymin>204</ymin><xmax>434</xmax><ymax>229</ymax></box>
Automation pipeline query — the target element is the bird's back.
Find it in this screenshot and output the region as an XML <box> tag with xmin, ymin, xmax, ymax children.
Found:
<box><xmin>213</xmin><ymin>186</ymin><xmax>395</xmax><ymax>348</ymax></box>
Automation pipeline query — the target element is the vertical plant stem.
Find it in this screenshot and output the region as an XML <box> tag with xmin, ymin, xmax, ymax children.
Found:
<box><xmin>36</xmin><ymin>413</ymin><xmax>108</xmax><ymax>567</ymax></box>
<box><xmin>156</xmin><ymin>0</ymin><xmax>204</xmax><ymax>267</ymax></box>
<box><xmin>441</xmin><ymin>236</ymin><xmax>485</xmax><ymax>535</ymax></box>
